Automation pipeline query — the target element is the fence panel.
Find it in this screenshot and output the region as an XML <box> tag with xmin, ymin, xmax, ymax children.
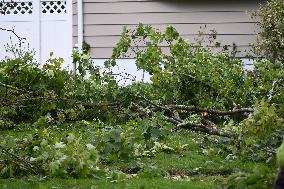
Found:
<box><xmin>0</xmin><ymin>0</ymin><xmax>72</xmax><ymax>68</ymax></box>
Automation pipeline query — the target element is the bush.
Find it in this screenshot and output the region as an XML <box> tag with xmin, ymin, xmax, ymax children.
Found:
<box><xmin>239</xmin><ymin>100</ymin><xmax>284</xmax><ymax>161</ymax></box>
<box><xmin>252</xmin><ymin>0</ymin><xmax>284</xmax><ymax>62</ymax></box>
<box><xmin>252</xmin><ymin>60</ymin><xmax>284</xmax><ymax>115</ymax></box>
<box><xmin>0</xmin><ymin>51</ymin><xmax>123</xmax><ymax>127</ymax></box>
<box><xmin>227</xmin><ymin>165</ymin><xmax>276</xmax><ymax>189</ymax></box>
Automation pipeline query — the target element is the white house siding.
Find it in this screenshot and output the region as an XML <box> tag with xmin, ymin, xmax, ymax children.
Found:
<box><xmin>72</xmin><ymin>0</ymin><xmax>264</xmax><ymax>59</ymax></box>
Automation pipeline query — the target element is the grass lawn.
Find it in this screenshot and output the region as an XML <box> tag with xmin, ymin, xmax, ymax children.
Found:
<box><xmin>0</xmin><ymin>177</ymin><xmax>218</xmax><ymax>189</ymax></box>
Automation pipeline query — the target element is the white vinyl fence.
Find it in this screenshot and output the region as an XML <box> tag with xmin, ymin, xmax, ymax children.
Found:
<box><xmin>0</xmin><ymin>0</ymin><xmax>72</xmax><ymax>68</ymax></box>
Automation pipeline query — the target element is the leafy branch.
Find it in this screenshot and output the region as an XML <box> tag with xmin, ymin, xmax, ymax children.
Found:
<box><xmin>0</xmin><ymin>145</ymin><xmax>43</xmax><ymax>175</ymax></box>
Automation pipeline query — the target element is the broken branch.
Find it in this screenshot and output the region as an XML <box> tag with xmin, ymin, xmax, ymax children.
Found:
<box><xmin>166</xmin><ymin>105</ymin><xmax>254</xmax><ymax>115</ymax></box>
<box><xmin>0</xmin><ymin>145</ymin><xmax>43</xmax><ymax>175</ymax></box>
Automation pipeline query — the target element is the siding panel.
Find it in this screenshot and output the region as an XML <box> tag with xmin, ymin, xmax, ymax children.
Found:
<box><xmin>83</xmin><ymin>1</ymin><xmax>258</xmax><ymax>14</ymax></box>
<box><xmin>89</xmin><ymin>46</ymin><xmax>252</xmax><ymax>59</ymax></box>
<box><xmin>84</xmin><ymin>35</ymin><xmax>256</xmax><ymax>48</ymax></box>
<box><xmin>73</xmin><ymin>23</ymin><xmax>259</xmax><ymax>36</ymax></box>
<box><xmin>83</xmin><ymin>12</ymin><xmax>255</xmax><ymax>25</ymax></box>
<box><xmin>72</xmin><ymin>0</ymin><xmax>262</xmax><ymax>58</ymax></box>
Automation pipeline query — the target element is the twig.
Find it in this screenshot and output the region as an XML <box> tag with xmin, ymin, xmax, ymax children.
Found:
<box><xmin>0</xmin><ymin>27</ymin><xmax>26</xmax><ymax>45</ymax></box>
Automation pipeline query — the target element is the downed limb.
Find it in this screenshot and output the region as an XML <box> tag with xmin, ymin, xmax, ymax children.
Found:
<box><xmin>137</xmin><ymin>95</ymin><xmax>171</xmax><ymax>113</ymax></box>
<box><xmin>161</xmin><ymin>115</ymin><xmax>181</xmax><ymax>125</ymax></box>
<box><xmin>130</xmin><ymin>104</ymin><xmax>232</xmax><ymax>138</ymax></box>
<box><xmin>138</xmin><ymin>95</ymin><xmax>253</xmax><ymax>116</ymax></box>
<box><xmin>174</xmin><ymin>121</ymin><xmax>234</xmax><ymax>138</ymax></box>
<box><xmin>0</xmin><ymin>145</ymin><xmax>43</xmax><ymax>175</ymax></box>
<box><xmin>166</xmin><ymin>105</ymin><xmax>254</xmax><ymax>115</ymax></box>
<box><xmin>136</xmin><ymin>95</ymin><xmax>242</xmax><ymax>137</ymax></box>
<box><xmin>173</xmin><ymin>120</ymin><xmax>233</xmax><ymax>138</ymax></box>
<box><xmin>161</xmin><ymin>115</ymin><xmax>234</xmax><ymax>138</ymax></box>
<box><xmin>137</xmin><ymin>95</ymin><xmax>182</xmax><ymax>122</ymax></box>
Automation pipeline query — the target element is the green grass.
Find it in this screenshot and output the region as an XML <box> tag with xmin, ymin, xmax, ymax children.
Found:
<box><xmin>108</xmin><ymin>132</ymin><xmax>272</xmax><ymax>177</ymax></box>
<box><xmin>0</xmin><ymin>178</ymin><xmax>216</xmax><ymax>189</ymax></box>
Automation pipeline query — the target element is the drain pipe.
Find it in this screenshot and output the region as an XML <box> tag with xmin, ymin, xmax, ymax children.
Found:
<box><xmin>74</xmin><ymin>0</ymin><xmax>83</xmax><ymax>74</ymax></box>
<box><xmin>77</xmin><ymin>0</ymin><xmax>83</xmax><ymax>52</ymax></box>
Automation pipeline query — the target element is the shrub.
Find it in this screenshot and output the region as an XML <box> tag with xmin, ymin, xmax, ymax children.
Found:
<box><xmin>252</xmin><ymin>0</ymin><xmax>284</xmax><ymax>62</ymax></box>
<box><xmin>227</xmin><ymin>165</ymin><xmax>276</xmax><ymax>189</ymax></box>
<box><xmin>239</xmin><ymin>100</ymin><xmax>284</xmax><ymax>161</ymax></box>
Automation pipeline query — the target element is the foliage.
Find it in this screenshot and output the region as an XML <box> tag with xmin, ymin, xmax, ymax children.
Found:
<box><xmin>1</xmin><ymin>20</ymin><xmax>284</xmax><ymax>188</ymax></box>
<box><xmin>252</xmin><ymin>0</ymin><xmax>284</xmax><ymax>62</ymax></box>
<box><xmin>227</xmin><ymin>165</ymin><xmax>276</xmax><ymax>189</ymax></box>
<box><xmin>72</xmin><ymin>41</ymin><xmax>95</xmax><ymax>77</ymax></box>
<box><xmin>0</xmin><ymin>51</ymin><xmax>122</xmax><ymax>127</ymax></box>
<box><xmin>0</xmin><ymin>129</ymin><xmax>101</xmax><ymax>178</ymax></box>
<box><xmin>107</xmin><ymin>24</ymin><xmax>252</xmax><ymax>109</ymax></box>
<box><xmin>276</xmin><ymin>139</ymin><xmax>284</xmax><ymax>167</ymax></box>
<box><xmin>252</xmin><ymin>60</ymin><xmax>284</xmax><ymax>115</ymax></box>
<box><xmin>238</xmin><ymin>100</ymin><xmax>284</xmax><ymax>161</ymax></box>
<box><xmin>137</xmin><ymin>166</ymin><xmax>168</xmax><ymax>178</ymax></box>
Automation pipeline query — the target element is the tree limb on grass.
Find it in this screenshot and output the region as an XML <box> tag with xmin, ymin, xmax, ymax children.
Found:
<box><xmin>166</xmin><ymin>105</ymin><xmax>254</xmax><ymax>115</ymax></box>
<box><xmin>161</xmin><ymin>115</ymin><xmax>233</xmax><ymax>137</ymax></box>
<box><xmin>138</xmin><ymin>95</ymin><xmax>253</xmax><ymax>117</ymax></box>
<box><xmin>161</xmin><ymin>115</ymin><xmax>181</xmax><ymax>125</ymax></box>
<box><xmin>136</xmin><ymin>95</ymin><xmax>235</xmax><ymax>137</ymax></box>
<box><xmin>174</xmin><ymin>121</ymin><xmax>234</xmax><ymax>138</ymax></box>
<box><xmin>0</xmin><ymin>158</ymin><xmax>32</xmax><ymax>172</ymax></box>
<box><xmin>0</xmin><ymin>145</ymin><xmax>43</xmax><ymax>175</ymax></box>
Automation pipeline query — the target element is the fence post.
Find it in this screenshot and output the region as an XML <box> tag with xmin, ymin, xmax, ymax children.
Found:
<box><xmin>33</xmin><ymin>0</ymin><xmax>41</xmax><ymax>63</ymax></box>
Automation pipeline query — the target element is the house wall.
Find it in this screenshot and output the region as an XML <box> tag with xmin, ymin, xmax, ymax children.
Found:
<box><xmin>73</xmin><ymin>0</ymin><xmax>264</xmax><ymax>59</ymax></box>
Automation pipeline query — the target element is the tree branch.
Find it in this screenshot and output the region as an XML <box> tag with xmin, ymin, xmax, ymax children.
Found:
<box><xmin>136</xmin><ymin>95</ymin><xmax>236</xmax><ymax>137</ymax></box>
<box><xmin>0</xmin><ymin>27</ymin><xmax>26</xmax><ymax>44</ymax></box>
<box><xmin>137</xmin><ymin>95</ymin><xmax>171</xmax><ymax>113</ymax></box>
<box><xmin>166</xmin><ymin>105</ymin><xmax>254</xmax><ymax>115</ymax></box>
<box><xmin>174</xmin><ymin>121</ymin><xmax>234</xmax><ymax>138</ymax></box>
<box><xmin>0</xmin><ymin>82</ymin><xmax>28</xmax><ymax>93</ymax></box>
<box><xmin>0</xmin><ymin>145</ymin><xmax>43</xmax><ymax>175</ymax></box>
